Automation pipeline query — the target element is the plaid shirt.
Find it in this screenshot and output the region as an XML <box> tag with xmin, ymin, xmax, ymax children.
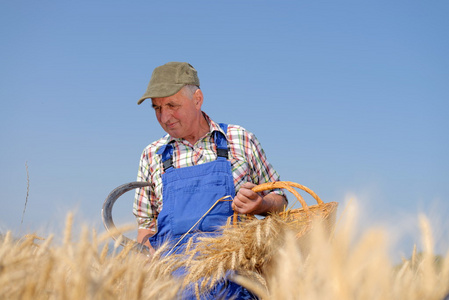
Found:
<box><xmin>133</xmin><ymin>113</ymin><xmax>283</xmax><ymax>230</ymax></box>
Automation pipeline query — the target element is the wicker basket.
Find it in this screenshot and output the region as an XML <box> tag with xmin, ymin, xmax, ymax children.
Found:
<box><xmin>165</xmin><ymin>181</ymin><xmax>337</xmax><ymax>292</ymax></box>
<box><xmin>234</xmin><ymin>181</ymin><xmax>338</xmax><ymax>238</ymax></box>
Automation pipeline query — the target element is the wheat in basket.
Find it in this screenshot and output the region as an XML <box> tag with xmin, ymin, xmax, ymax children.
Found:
<box><xmin>165</xmin><ymin>181</ymin><xmax>338</xmax><ymax>296</ymax></box>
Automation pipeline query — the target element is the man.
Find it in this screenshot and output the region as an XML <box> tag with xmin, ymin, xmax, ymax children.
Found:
<box><xmin>133</xmin><ymin>62</ymin><xmax>287</xmax><ymax>254</ymax></box>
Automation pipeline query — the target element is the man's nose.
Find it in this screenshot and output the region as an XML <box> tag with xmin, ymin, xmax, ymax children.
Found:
<box><xmin>159</xmin><ymin>108</ymin><xmax>172</xmax><ymax>123</ymax></box>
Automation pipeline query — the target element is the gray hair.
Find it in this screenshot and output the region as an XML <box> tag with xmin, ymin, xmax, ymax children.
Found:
<box><xmin>181</xmin><ymin>84</ymin><xmax>200</xmax><ymax>99</ymax></box>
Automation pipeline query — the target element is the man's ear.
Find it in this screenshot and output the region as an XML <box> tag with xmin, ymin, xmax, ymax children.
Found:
<box><xmin>193</xmin><ymin>89</ymin><xmax>204</xmax><ymax>108</ymax></box>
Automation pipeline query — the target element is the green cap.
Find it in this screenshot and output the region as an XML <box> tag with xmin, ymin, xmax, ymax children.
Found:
<box><xmin>137</xmin><ymin>62</ymin><xmax>200</xmax><ymax>105</ymax></box>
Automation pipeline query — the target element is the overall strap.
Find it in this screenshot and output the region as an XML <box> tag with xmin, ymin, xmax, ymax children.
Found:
<box><xmin>156</xmin><ymin>143</ymin><xmax>174</xmax><ymax>171</ymax></box>
<box><xmin>214</xmin><ymin>123</ymin><xmax>229</xmax><ymax>159</ymax></box>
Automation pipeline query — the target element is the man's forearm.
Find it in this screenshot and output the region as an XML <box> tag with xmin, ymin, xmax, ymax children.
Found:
<box><xmin>256</xmin><ymin>192</ymin><xmax>287</xmax><ymax>215</ymax></box>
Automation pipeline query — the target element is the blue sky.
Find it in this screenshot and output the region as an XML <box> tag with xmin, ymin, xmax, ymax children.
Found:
<box><xmin>1</xmin><ymin>1</ymin><xmax>448</xmax><ymax>253</ymax></box>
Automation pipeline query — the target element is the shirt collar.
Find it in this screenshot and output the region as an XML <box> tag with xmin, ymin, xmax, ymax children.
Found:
<box><xmin>204</xmin><ymin>112</ymin><xmax>227</xmax><ymax>137</ymax></box>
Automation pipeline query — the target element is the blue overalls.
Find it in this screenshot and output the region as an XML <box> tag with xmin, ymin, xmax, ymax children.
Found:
<box><xmin>149</xmin><ymin>124</ymin><xmax>256</xmax><ymax>300</ymax></box>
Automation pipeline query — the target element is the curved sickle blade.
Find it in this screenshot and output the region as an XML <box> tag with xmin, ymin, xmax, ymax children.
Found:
<box><xmin>101</xmin><ymin>181</ymin><xmax>151</xmax><ymax>254</ymax></box>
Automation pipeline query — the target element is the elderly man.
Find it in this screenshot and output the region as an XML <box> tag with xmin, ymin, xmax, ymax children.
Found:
<box><xmin>133</xmin><ymin>62</ymin><xmax>286</xmax><ymax>298</ymax></box>
<box><xmin>133</xmin><ymin>62</ymin><xmax>286</xmax><ymax>255</ymax></box>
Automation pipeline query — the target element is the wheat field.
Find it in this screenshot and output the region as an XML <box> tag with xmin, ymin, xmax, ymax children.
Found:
<box><xmin>1</xmin><ymin>204</ymin><xmax>449</xmax><ymax>300</ymax></box>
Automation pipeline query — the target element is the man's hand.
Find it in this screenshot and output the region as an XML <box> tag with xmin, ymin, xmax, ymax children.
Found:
<box><xmin>232</xmin><ymin>182</ymin><xmax>262</xmax><ymax>214</ymax></box>
<box><xmin>232</xmin><ymin>182</ymin><xmax>287</xmax><ymax>215</ymax></box>
<box><xmin>137</xmin><ymin>228</ymin><xmax>156</xmax><ymax>256</ymax></box>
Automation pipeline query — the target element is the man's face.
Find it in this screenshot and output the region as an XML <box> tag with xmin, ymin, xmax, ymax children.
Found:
<box><xmin>151</xmin><ymin>88</ymin><xmax>203</xmax><ymax>141</ymax></box>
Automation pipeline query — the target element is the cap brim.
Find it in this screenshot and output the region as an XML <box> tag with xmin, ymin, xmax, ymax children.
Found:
<box><xmin>137</xmin><ymin>83</ymin><xmax>185</xmax><ymax>105</ymax></box>
<box><xmin>137</xmin><ymin>97</ymin><xmax>148</xmax><ymax>105</ymax></box>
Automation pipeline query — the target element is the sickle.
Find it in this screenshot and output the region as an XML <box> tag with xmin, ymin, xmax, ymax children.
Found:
<box><xmin>101</xmin><ymin>181</ymin><xmax>151</xmax><ymax>254</ymax></box>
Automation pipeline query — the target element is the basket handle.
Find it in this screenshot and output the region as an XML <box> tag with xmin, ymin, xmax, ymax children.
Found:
<box><xmin>232</xmin><ymin>181</ymin><xmax>324</xmax><ymax>225</ymax></box>
<box><xmin>252</xmin><ymin>181</ymin><xmax>324</xmax><ymax>211</ymax></box>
